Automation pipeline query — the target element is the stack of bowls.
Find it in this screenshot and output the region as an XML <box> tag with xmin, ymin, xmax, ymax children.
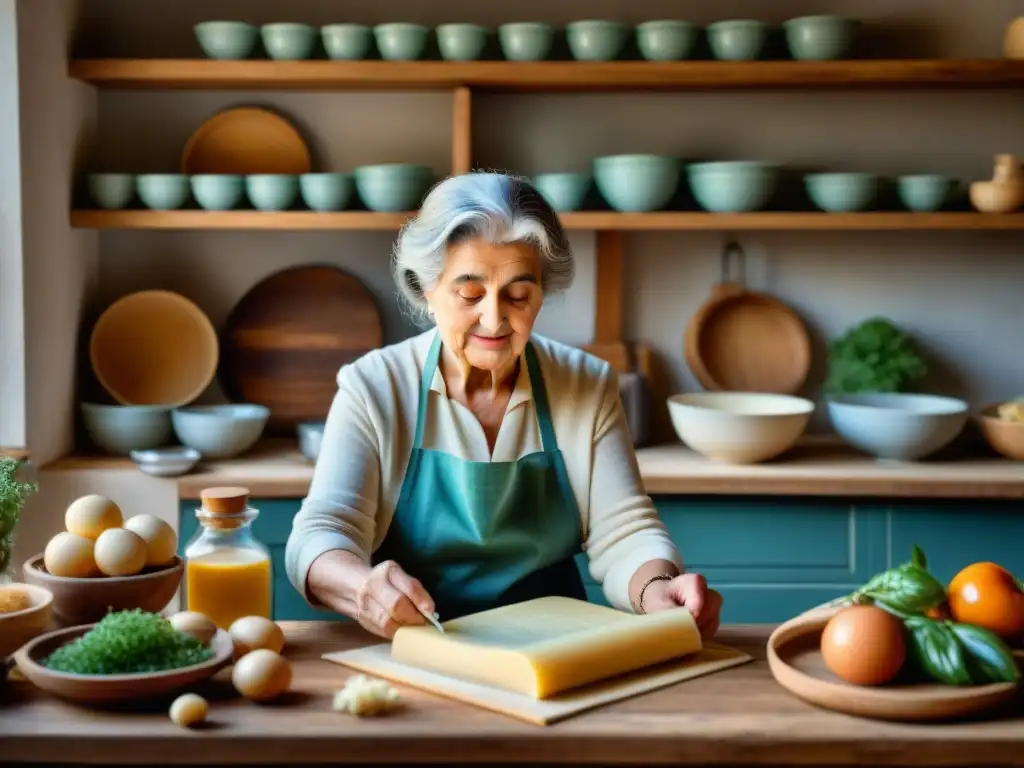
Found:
<box><xmin>827</xmin><ymin>393</ymin><xmax>969</xmax><ymax>462</ymax></box>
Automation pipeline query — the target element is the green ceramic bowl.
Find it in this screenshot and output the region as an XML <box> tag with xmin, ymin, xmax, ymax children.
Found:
<box><xmin>194</xmin><ymin>21</ymin><xmax>258</xmax><ymax>60</ymax></box>
<box><xmin>321</xmin><ymin>23</ymin><xmax>373</xmax><ymax>60</ymax></box>
<box><xmin>783</xmin><ymin>15</ymin><xmax>858</xmax><ymax>61</ymax></box>
<box><xmin>566</xmin><ymin>20</ymin><xmax>630</xmax><ymax>61</ymax></box>
<box><xmin>805</xmin><ymin>172</ymin><xmax>879</xmax><ymax>212</ymax></box>
<box><xmin>261</xmin><ymin>23</ymin><xmax>317</xmax><ymax>60</ymax></box>
<box><xmin>300</xmin><ymin>173</ymin><xmax>354</xmax><ymax>211</ymax></box>
<box><xmin>246</xmin><ymin>174</ymin><xmax>300</xmax><ymax>211</ymax></box>
<box><xmin>636</xmin><ymin>20</ymin><xmax>699</xmax><ymax>61</ymax></box>
<box><xmin>436</xmin><ymin>23</ymin><xmax>489</xmax><ymax>61</ymax></box>
<box><xmin>687</xmin><ymin>161</ymin><xmax>779</xmax><ymax>212</ymax></box>
<box><xmin>136</xmin><ymin>174</ymin><xmax>190</xmax><ymax>210</ymax></box>
<box><xmin>533</xmin><ymin>173</ymin><xmax>591</xmax><ymax>212</ymax></box>
<box><xmin>354</xmin><ymin>164</ymin><xmax>434</xmax><ymax>212</ymax></box>
<box><xmin>87</xmin><ymin>173</ymin><xmax>135</xmax><ymax>210</ymax></box>
<box><xmin>498</xmin><ymin>22</ymin><xmax>555</xmax><ymax>61</ymax></box>
<box><xmin>190</xmin><ymin>174</ymin><xmax>244</xmax><ymax>211</ymax></box>
<box><xmin>593</xmin><ymin>155</ymin><xmax>681</xmax><ymax>213</ymax></box>
<box><xmin>707</xmin><ymin>19</ymin><xmax>768</xmax><ymax>61</ymax></box>
<box><xmin>374</xmin><ymin>23</ymin><xmax>430</xmax><ymax>61</ymax></box>
<box><xmin>897</xmin><ymin>174</ymin><xmax>958</xmax><ymax>212</ymax></box>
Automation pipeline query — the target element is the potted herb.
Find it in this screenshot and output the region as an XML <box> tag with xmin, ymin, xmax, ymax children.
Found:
<box><xmin>824</xmin><ymin>317</ymin><xmax>927</xmax><ymax>396</ymax></box>
<box><xmin>0</xmin><ymin>456</ymin><xmax>37</xmax><ymax>584</ymax></box>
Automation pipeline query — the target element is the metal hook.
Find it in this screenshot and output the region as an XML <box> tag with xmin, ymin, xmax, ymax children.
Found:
<box><xmin>720</xmin><ymin>239</ymin><xmax>747</xmax><ymax>285</ymax></box>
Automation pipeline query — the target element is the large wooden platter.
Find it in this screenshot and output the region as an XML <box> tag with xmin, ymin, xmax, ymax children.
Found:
<box><xmin>768</xmin><ymin>606</ymin><xmax>1020</xmax><ymax>722</ymax></box>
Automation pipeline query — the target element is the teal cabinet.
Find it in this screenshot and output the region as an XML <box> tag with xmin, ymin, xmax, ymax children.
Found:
<box><xmin>181</xmin><ymin>497</ymin><xmax>1024</xmax><ymax>625</ymax></box>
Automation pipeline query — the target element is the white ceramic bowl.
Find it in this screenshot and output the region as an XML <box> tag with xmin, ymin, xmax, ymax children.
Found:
<box><xmin>171</xmin><ymin>404</ymin><xmax>269</xmax><ymax>459</ymax></box>
<box><xmin>667</xmin><ymin>392</ymin><xmax>815</xmax><ymax>464</ymax></box>
<box><xmin>827</xmin><ymin>393</ymin><xmax>969</xmax><ymax>461</ymax></box>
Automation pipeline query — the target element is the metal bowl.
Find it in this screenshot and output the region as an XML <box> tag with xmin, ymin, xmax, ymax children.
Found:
<box><xmin>297</xmin><ymin>421</ymin><xmax>325</xmax><ymax>462</ymax></box>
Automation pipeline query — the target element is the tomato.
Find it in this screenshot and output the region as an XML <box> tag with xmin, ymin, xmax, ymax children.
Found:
<box><xmin>947</xmin><ymin>562</ymin><xmax>1024</xmax><ymax>642</ymax></box>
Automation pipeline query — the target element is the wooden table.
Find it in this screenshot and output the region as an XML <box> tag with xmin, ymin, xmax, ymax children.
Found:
<box><xmin>2</xmin><ymin>622</ymin><xmax>1022</xmax><ymax>766</ymax></box>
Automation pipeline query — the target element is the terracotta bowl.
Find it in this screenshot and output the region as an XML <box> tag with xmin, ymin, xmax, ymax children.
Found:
<box><xmin>0</xmin><ymin>583</ymin><xmax>53</xmax><ymax>659</ymax></box>
<box><xmin>977</xmin><ymin>403</ymin><xmax>1024</xmax><ymax>460</ymax></box>
<box><xmin>21</xmin><ymin>554</ymin><xmax>184</xmax><ymax>626</ymax></box>
<box><xmin>14</xmin><ymin>623</ymin><xmax>234</xmax><ymax>705</ymax></box>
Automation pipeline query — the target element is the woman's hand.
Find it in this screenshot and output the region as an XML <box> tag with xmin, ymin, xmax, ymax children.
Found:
<box><xmin>356</xmin><ymin>560</ymin><xmax>437</xmax><ymax>639</ymax></box>
<box><xmin>642</xmin><ymin>573</ymin><xmax>722</xmax><ymax>640</ymax></box>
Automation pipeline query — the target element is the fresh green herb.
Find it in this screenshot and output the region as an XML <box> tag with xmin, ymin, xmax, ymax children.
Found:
<box><xmin>0</xmin><ymin>457</ymin><xmax>37</xmax><ymax>576</ymax></box>
<box><xmin>851</xmin><ymin>545</ymin><xmax>946</xmax><ymax>615</ymax></box>
<box><xmin>43</xmin><ymin>609</ymin><xmax>213</xmax><ymax>675</ymax></box>
<box><xmin>903</xmin><ymin>615</ymin><xmax>973</xmax><ymax>686</ymax></box>
<box><xmin>824</xmin><ymin>317</ymin><xmax>927</xmax><ymax>395</ymax></box>
<box><xmin>948</xmin><ymin>623</ymin><xmax>1021</xmax><ymax>685</ymax></box>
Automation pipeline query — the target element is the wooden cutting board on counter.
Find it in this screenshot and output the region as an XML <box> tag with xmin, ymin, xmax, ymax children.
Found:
<box><xmin>219</xmin><ymin>265</ymin><xmax>383</xmax><ymax>432</ymax></box>
<box><xmin>324</xmin><ymin>597</ymin><xmax>753</xmax><ymax>725</ymax></box>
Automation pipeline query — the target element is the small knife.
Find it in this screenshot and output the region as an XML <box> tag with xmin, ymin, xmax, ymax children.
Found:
<box><xmin>418</xmin><ymin>606</ymin><xmax>445</xmax><ymax>633</ymax></box>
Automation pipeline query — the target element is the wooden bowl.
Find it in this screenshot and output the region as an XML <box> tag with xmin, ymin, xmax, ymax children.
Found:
<box><xmin>22</xmin><ymin>554</ymin><xmax>183</xmax><ymax>626</ymax></box>
<box><xmin>89</xmin><ymin>290</ymin><xmax>219</xmax><ymax>407</ymax></box>
<box><xmin>977</xmin><ymin>403</ymin><xmax>1024</xmax><ymax>460</ymax></box>
<box><xmin>0</xmin><ymin>583</ymin><xmax>53</xmax><ymax>658</ymax></box>
<box><xmin>13</xmin><ymin>623</ymin><xmax>233</xmax><ymax>705</ymax></box>
<box><xmin>767</xmin><ymin>606</ymin><xmax>1020</xmax><ymax>721</ymax></box>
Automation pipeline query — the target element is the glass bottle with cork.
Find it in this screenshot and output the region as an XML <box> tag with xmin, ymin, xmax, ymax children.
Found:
<box><xmin>183</xmin><ymin>486</ymin><xmax>272</xmax><ymax>629</ymax></box>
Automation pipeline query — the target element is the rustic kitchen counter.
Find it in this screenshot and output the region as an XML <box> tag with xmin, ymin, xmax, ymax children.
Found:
<box><xmin>2</xmin><ymin>622</ymin><xmax>1022</xmax><ymax>767</ymax></box>
<box><xmin>43</xmin><ymin>436</ymin><xmax>1024</xmax><ymax>500</ymax></box>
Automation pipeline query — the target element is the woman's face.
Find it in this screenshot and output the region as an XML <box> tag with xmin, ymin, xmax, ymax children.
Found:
<box><xmin>424</xmin><ymin>237</ymin><xmax>543</xmax><ymax>374</ymax></box>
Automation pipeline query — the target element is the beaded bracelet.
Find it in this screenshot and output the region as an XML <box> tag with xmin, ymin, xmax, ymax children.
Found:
<box><xmin>635</xmin><ymin>573</ymin><xmax>674</xmax><ymax>614</ymax></box>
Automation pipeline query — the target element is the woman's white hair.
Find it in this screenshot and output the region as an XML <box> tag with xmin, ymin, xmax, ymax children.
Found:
<box><xmin>391</xmin><ymin>172</ymin><xmax>574</xmax><ymax>323</ymax></box>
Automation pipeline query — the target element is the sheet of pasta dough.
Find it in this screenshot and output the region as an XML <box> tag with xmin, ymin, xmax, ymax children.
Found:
<box><xmin>389</xmin><ymin>596</ymin><xmax>703</xmax><ymax>699</ymax></box>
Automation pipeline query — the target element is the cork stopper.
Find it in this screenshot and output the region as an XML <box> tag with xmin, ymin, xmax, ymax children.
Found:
<box><xmin>199</xmin><ymin>486</ymin><xmax>250</xmax><ymax>516</ymax></box>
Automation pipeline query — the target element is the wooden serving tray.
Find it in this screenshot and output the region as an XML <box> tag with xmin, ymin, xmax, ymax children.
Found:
<box><xmin>768</xmin><ymin>605</ymin><xmax>1020</xmax><ymax>722</ymax></box>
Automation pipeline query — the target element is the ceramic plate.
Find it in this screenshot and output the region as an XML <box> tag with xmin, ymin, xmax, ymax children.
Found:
<box><xmin>767</xmin><ymin>606</ymin><xmax>1020</xmax><ymax>721</ymax></box>
<box><xmin>13</xmin><ymin>623</ymin><xmax>233</xmax><ymax>705</ymax></box>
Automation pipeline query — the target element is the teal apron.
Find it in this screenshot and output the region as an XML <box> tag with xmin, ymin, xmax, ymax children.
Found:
<box><xmin>373</xmin><ymin>333</ymin><xmax>587</xmax><ymax>621</ymax></box>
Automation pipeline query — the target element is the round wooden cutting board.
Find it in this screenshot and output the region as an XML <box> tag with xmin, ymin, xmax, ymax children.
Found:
<box><xmin>219</xmin><ymin>265</ymin><xmax>383</xmax><ymax>431</ymax></box>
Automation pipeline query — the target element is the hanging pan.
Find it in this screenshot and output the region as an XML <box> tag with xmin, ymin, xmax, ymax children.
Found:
<box><xmin>684</xmin><ymin>241</ymin><xmax>811</xmax><ymax>394</ymax></box>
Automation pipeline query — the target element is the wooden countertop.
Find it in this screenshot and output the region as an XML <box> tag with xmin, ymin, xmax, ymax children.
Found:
<box><xmin>3</xmin><ymin>621</ymin><xmax>1022</xmax><ymax>766</ymax></box>
<box><xmin>43</xmin><ymin>436</ymin><xmax>1024</xmax><ymax>500</ymax></box>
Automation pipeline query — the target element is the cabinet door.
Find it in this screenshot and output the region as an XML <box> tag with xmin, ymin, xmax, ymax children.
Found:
<box><xmin>577</xmin><ymin>497</ymin><xmax>888</xmax><ymax>623</ymax></box>
<box><xmin>883</xmin><ymin>501</ymin><xmax>1024</xmax><ymax>583</ymax></box>
<box><xmin>178</xmin><ymin>499</ymin><xmax>340</xmax><ymax>622</ymax></box>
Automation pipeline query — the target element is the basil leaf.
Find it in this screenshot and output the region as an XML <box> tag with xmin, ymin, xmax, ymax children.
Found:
<box><xmin>859</xmin><ymin>563</ymin><xmax>946</xmax><ymax>614</ymax></box>
<box><xmin>911</xmin><ymin>544</ymin><xmax>927</xmax><ymax>570</ymax></box>
<box><xmin>948</xmin><ymin>623</ymin><xmax>1021</xmax><ymax>685</ymax></box>
<box><xmin>904</xmin><ymin>616</ymin><xmax>972</xmax><ymax>686</ymax></box>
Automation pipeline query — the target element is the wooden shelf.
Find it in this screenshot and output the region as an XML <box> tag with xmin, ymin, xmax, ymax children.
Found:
<box><xmin>71</xmin><ymin>209</ymin><xmax>1024</xmax><ymax>232</ymax></box>
<box><xmin>68</xmin><ymin>59</ymin><xmax>1024</xmax><ymax>92</ymax></box>
<box><xmin>43</xmin><ymin>438</ymin><xmax>1024</xmax><ymax>500</ymax></box>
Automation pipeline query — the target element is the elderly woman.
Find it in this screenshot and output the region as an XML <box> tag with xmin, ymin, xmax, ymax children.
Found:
<box><xmin>285</xmin><ymin>172</ymin><xmax>722</xmax><ymax>639</ymax></box>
